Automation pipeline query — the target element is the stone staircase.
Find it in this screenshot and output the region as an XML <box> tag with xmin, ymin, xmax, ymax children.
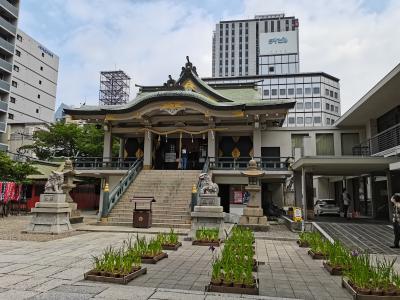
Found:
<box><xmin>107</xmin><ymin>170</ymin><xmax>200</xmax><ymax>229</ymax></box>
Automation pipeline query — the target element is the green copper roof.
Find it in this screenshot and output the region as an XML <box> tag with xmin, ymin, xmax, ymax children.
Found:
<box><xmin>214</xmin><ymin>88</ymin><xmax>261</xmax><ymax>102</ymax></box>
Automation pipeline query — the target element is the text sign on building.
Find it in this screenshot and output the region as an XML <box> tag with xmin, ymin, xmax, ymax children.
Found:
<box><xmin>259</xmin><ymin>31</ymin><xmax>298</xmax><ymax>55</ymax></box>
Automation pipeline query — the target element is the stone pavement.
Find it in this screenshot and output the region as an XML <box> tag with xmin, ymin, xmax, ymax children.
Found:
<box><xmin>0</xmin><ymin>220</ymin><xmax>357</xmax><ymax>300</ymax></box>
<box><xmin>316</xmin><ymin>222</ymin><xmax>399</xmax><ymax>254</ymax></box>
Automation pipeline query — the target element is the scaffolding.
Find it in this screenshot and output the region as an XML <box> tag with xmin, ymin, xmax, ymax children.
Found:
<box><xmin>99</xmin><ymin>70</ymin><xmax>131</xmax><ymax>105</ymax></box>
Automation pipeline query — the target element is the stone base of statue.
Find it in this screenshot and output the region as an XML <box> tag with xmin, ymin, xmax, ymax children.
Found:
<box><xmin>239</xmin><ymin>206</ymin><xmax>269</xmax><ymax>232</ymax></box>
<box><xmin>68</xmin><ymin>202</ymin><xmax>83</xmax><ymax>224</ymax></box>
<box><xmin>25</xmin><ymin>193</ymin><xmax>74</xmax><ymax>234</ymax></box>
<box><xmin>189</xmin><ymin>195</ymin><xmax>225</xmax><ymax>241</ymax></box>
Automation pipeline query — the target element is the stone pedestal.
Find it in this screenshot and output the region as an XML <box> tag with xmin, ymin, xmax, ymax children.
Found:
<box><xmin>189</xmin><ymin>194</ymin><xmax>225</xmax><ymax>240</ymax></box>
<box><xmin>68</xmin><ymin>202</ymin><xmax>84</xmax><ymax>224</ymax></box>
<box><xmin>25</xmin><ymin>193</ymin><xmax>74</xmax><ymax>234</ymax></box>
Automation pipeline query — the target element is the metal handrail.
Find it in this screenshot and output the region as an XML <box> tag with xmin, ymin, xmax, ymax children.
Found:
<box><xmin>209</xmin><ymin>156</ymin><xmax>292</xmax><ymax>170</ymax></box>
<box><xmin>106</xmin><ymin>158</ymin><xmax>143</xmax><ymax>215</ymax></box>
<box><xmin>353</xmin><ymin>123</ymin><xmax>400</xmax><ymax>156</ymax></box>
<box><xmin>73</xmin><ymin>157</ymin><xmax>137</xmax><ymax>169</ymax></box>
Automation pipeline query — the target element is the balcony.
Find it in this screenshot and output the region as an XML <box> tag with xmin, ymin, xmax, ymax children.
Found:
<box><xmin>0</xmin><ymin>100</ymin><xmax>7</xmax><ymax>112</ymax></box>
<box><xmin>0</xmin><ymin>121</ymin><xmax>6</xmax><ymax>132</ymax></box>
<box><xmin>0</xmin><ymin>79</ymin><xmax>9</xmax><ymax>92</ymax></box>
<box><xmin>353</xmin><ymin>123</ymin><xmax>400</xmax><ymax>156</ymax></box>
<box><xmin>209</xmin><ymin>156</ymin><xmax>293</xmax><ymax>171</ymax></box>
<box><xmin>0</xmin><ymin>0</ymin><xmax>18</xmax><ymax>18</ymax></box>
<box><xmin>73</xmin><ymin>157</ymin><xmax>138</xmax><ymax>170</ymax></box>
<box><xmin>0</xmin><ymin>16</ymin><xmax>16</xmax><ymax>35</ymax></box>
<box><xmin>0</xmin><ymin>37</ymin><xmax>14</xmax><ymax>54</ymax></box>
<box><xmin>0</xmin><ymin>57</ymin><xmax>11</xmax><ymax>73</ymax></box>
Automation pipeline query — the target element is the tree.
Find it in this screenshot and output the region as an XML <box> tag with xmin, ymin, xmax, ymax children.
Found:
<box><xmin>0</xmin><ymin>152</ymin><xmax>37</xmax><ymax>184</ymax></box>
<box><xmin>20</xmin><ymin>122</ymin><xmax>119</xmax><ymax>160</ymax></box>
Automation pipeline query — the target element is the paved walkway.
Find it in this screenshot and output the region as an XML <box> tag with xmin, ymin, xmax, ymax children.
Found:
<box><xmin>316</xmin><ymin>222</ymin><xmax>399</xmax><ymax>254</ymax></box>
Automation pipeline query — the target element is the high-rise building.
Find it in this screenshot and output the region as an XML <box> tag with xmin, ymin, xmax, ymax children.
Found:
<box><xmin>9</xmin><ymin>29</ymin><xmax>59</xmax><ymax>124</ymax></box>
<box><xmin>209</xmin><ymin>14</ymin><xmax>340</xmax><ymax>127</ymax></box>
<box><xmin>212</xmin><ymin>14</ymin><xmax>299</xmax><ymax>78</ymax></box>
<box><xmin>0</xmin><ymin>0</ymin><xmax>19</xmax><ymax>150</ymax></box>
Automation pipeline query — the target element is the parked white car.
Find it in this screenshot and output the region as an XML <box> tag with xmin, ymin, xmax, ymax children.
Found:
<box><xmin>314</xmin><ymin>199</ymin><xmax>340</xmax><ymax>216</ymax></box>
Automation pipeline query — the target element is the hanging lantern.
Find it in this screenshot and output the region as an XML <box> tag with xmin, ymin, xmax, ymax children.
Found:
<box><xmin>202</xmin><ymin>133</ymin><xmax>205</xmax><ymax>140</ymax></box>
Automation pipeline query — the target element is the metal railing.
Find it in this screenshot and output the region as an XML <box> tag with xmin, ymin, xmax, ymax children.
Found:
<box><xmin>0</xmin><ymin>121</ymin><xmax>5</xmax><ymax>132</ymax></box>
<box><xmin>353</xmin><ymin>123</ymin><xmax>400</xmax><ymax>156</ymax></box>
<box><xmin>0</xmin><ymin>100</ymin><xmax>7</xmax><ymax>112</ymax></box>
<box><xmin>209</xmin><ymin>156</ymin><xmax>292</xmax><ymax>170</ymax></box>
<box><xmin>103</xmin><ymin>158</ymin><xmax>143</xmax><ymax>216</ymax></box>
<box><xmin>73</xmin><ymin>157</ymin><xmax>138</xmax><ymax>170</ymax></box>
<box><xmin>191</xmin><ymin>157</ymin><xmax>210</xmax><ymax>211</ymax></box>
<box><xmin>0</xmin><ymin>0</ymin><xmax>19</xmax><ymax>17</ymax></box>
<box><xmin>0</xmin><ymin>58</ymin><xmax>11</xmax><ymax>73</ymax></box>
<box><xmin>0</xmin><ymin>16</ymin><xmax>16</xmax><ymax>35</ymax></box>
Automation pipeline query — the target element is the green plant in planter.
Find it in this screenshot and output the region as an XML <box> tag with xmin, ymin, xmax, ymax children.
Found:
<box><xmin>167</xmin><ymin>228</ymin><xmax>179</xmax><ymax>244</ymax></box>
<box><xmin>344</xmin><ymin>252</ymin><xmax>371</xmax><ymax>290</ymax></box>
<box><xmin>211</xmin><ymin>257</ymin><xmax>222</xmax><ymax>282</ymax></box>
<box><xmin>327</xmin><ymin>240</ymin><xmax>351</xmax><ymax>269</ymax></box>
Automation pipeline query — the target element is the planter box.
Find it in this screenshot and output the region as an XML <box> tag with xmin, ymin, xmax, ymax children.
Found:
<box><xmin>141</xmin><ymin>252</ymin><xmax>168</xmax><ymax>264</ymax></box>
<box><xmin>297</xmin><ymin>240</ymin><xmax>309</xmax><ymax>248</ymax></box>
<box><xmin>162</xmin><ymin>242</ymin><xmax>182</xmax><ymax>251</ymax></box>
<box><xmin>192</xmin><ymin>240</ymin><xmax>221</xmax><ymax>247</ymax></box>
<box><xmin>323</xmin><ymin>261</ymin><xmax>345</xmax><ymax>276</ymax></box>
<box><xmin>308</xmin><ymin>249</ymin><xmax>327</xmax><ymax>260</ymax></box>
<box><xmin>206</xmin><ymin>279</ymin><xmax>259</xmax><ymax>295</ymax></box>
<box><xmin>84</xmin><ymin>267</ymin><xmax>147</xmax><ymax>284</ymax></box>
<box><xmin>342</xmin><ymin>277</ymin><xmax>400</xmax><ymax>300</ymax></box>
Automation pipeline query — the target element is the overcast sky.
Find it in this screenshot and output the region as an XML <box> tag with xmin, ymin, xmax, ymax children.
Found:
<box><xmin>20</xmin><ymin>0</ymin><xmax>400</xmax><ymax>113</ymax></box>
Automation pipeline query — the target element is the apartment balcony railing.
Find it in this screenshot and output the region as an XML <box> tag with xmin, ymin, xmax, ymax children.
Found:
<box><xmin>0</xmin><ymin>79</ymin><xmax>10</xmax><ymax>92</ymax></box>
<box><xmin>0</xmin><ymin>0</ymin><xmax>18</xmax><ymax>18</ymax></box>
<box><xmin>209</xmin><ymin>156</ymin><xmax>293</xmax><ymax>171</ymax></box>
<box><xmin>0</xmin><ymin>37</ymin><xmax>14</xmax><ymax>54</ymax></box>
<box><xmin>73</xmin><ymin>157</ymin><xmax>138</xmax><ymax>170</ymax></box>
<box><xmin>0</xmin><ymin>16</ymin><xmax>16</xmax><ymax>35</ymax></box>
<box><xmin>0</xmin><ymin>100</ymin><xmax>7</xmax><ymax>112</ymax></box>
<box><xmin>0</xmin><ymin>121</ymin><xmax>6</xmax><ymax>132</ymax></box>
<box><xmin>353</xmin><ymin>123</ymin><xmax>400</xmax><ymax>156</ymax></box>
<box><xmin>0</xmin><ymin>57</ymin><xmax>12</xmax><ymax>73</ymax></box>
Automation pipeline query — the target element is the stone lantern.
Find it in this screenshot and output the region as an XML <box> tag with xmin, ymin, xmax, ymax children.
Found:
<box><xmin>239</xmin><ymin>159</ymin><xmax>269</xmax><ymax>231</ymax></box>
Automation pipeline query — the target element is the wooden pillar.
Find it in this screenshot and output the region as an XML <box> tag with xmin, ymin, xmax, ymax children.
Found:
<box><xmin>253</xmin><ymin>127</ymin><xmax>261</xmax><ymax>159</ymax></box>
<box><xmin>103</xmin><ymin>130</ymin><xmax>112</xmax><ymax>162</ymax></box>
<box><xmin>208</xmin><ymin>130</ymin><xmax>215</xmax><ymax>161</ymax></box>
<box><xmin>387</xmin><ymin>171</ymin><xmax>393</xmax><ymax>223</ymax></box>
<box><xmin>143</xmin><ymin>130</ymin><xmax>152</xmax><ymax>170</ymax></box>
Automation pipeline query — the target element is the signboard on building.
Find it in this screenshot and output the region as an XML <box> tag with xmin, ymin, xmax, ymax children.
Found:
<box><xmin>259</xmin><ymin>31</ymin><xmax>298</xmax><ymax>55</ymax></box>
<box><xmin>233</xmin><ymin>191</ymin><xmax>243</xmax><ymax>204</ymax></box>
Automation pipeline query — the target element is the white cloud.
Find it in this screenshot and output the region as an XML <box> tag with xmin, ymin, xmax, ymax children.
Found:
<box><xmin>20</xmin><ymin>0</ymin><xmax>400</xmax><ymax>114</ymax></box>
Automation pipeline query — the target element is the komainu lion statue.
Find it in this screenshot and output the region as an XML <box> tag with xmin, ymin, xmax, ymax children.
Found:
<box><xmin>199</xmin><ymin>173</ymin><xmax>219</xmax><ymax>195</ymax></box>
<box><xmin>44</xmin><ymin>171</ymin><xmax>64</xmax><ymax>193</ymax></box>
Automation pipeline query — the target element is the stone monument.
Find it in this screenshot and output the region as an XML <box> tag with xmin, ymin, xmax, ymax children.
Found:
<box><xmin>25</xmin><ymin>166</ymin><xmax>73</xmax><ymax>234</ymax></box>
<box><xmin>239</xmin><ymin>159</ymin><xmax>269</xmax><ymax>231</ymax></box>
<box><xmin>189</xmin><ymin>173</ymin><xmax>225</xmax><ymax>241</ymax></box>
<box><xmin>62</xmin><ymin>159</ymin><xmax>83</xmax><ymax>223</ymax></box>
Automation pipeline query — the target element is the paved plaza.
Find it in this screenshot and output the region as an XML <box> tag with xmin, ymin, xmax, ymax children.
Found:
<box><xmin>0</xmin><ymin>219</ymin><xmax>362</xmax><ymax>300</ymax></box>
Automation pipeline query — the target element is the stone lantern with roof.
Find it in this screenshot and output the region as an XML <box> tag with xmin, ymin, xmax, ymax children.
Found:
<box><xmin>239</xmin><ymin>158</ymin><xmax>269</xmax><ymax>231</ymax></box>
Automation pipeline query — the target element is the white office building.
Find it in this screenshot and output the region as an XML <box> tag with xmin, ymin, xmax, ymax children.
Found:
<box><xmin>0</xmin><ymin>0</ymin><xmax>19</xmax><ymax>150</ymax></box>
<box><xmin>210</xmin><ymin>14</ymin><xmax>340</xmax><ymax>127</ymax></box>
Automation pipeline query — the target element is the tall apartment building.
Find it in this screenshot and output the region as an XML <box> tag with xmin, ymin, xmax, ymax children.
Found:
<box><xmin>0</xmin><ymin>0</ymin><xmax>19</xmax><ymax>150</ymax></box>
<box><xmin>212</xmin><ymin>14</ymin><xmax>299</xmax><ymax>77</ymax></box>
<box><xmin>210</xmin><ymin>14</ymin><xmax>341</xmax><ymax>127</ymax></box>
<box><xmin>9</xmin><ymin>29</ymin><xmax>59</xmax><ymax>124</ymax></box>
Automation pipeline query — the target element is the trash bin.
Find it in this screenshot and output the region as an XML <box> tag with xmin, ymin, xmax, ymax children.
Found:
<box><xmin>131</xmin><ymin>197</ymin><xmax>156</xmax><ymax>228</ymax></box>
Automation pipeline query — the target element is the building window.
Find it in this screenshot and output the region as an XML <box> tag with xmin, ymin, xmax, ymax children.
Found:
<box><xmin>269</xmin><ymin>66</ymin><xmax>275</xmax><ymax>72</ymax></box>
<box><xmin>13</xmin><ymin>65</ymin><xmax>19</xmax><ymax>72</ymax></box>
<box><xmin>304</xmin><ymin>87</ymin><xmax>311</xmax><ymax>95</ymax></box>
<box><xmin>36</xmin><ymin>108</ymin><xmax>39</xmax><ymax>113</ymax></box>
<box><xmin>335</xmin><ymin>106</ymin><xmax>338</xmax><ymax>113</ymax></box>
<box><xmin>277</xmin><ymin>20</ymin><xmax>281</xmax><ymax>31</ymax></box>
<box><xmin>296</xmin><ymin>102</ymin><xmax>303</xmax><ymax>109</ymax></box>
<box><xmin>305</xmin><ymin>102</ymin><xmax>312</xmax><ymax>109</ymax></box>
<box><xmin>330</xmin><ymin>90</ymin><xmax>334</xmax><ymax>97</ymax></box>
<box><xmin>325</xmin><ymin>89</ymin><xmax>329</xmax><ymax>96</ymax></box>
<box><xmin>41</xmin><ymin>52</ymin><xmax>45</xmax><ymax>57</ymax></box>
<box><xmin>325</xmin><ymin>103</ymin><xmax>330</xmax><ymax>110</ymax></box>
<box><xmin>330</xmin><ymin>104</ymin><xmax>334</xmax><ymax>111</ymax></box>
<box><xmin>305</xmin><ymin>117</ymin><xmax>312</xmax><ymax>124</ymax></box>
<box><xmin>10</xmin><ymin>97</ymin><xmax>15</xmax><ymax>103</ymax></box>
<box><xmin>17</xmin><ymin>34</ymin><xmax>22</xmax><ymax>42</ymax></box>
<box><xmin>296</xmin><ymin>88</ymin><xmax>302</xmax><ymax>95</ymax></box>
<box><xmin>279</xmin><ymin>89</ymin><xmax>286</xmax><ymax>96</ymax></box>
<box><xmin>314</xmin><ymin>102</ymin><xmax>320</xmax><ymax>109</ymax></box>
<box><xmin>327</xmin><ymin>117</ymin><xmax>331</xmax><ymax>124</ymax></box>
<box><xmin>15</xmin><ymin>50</ymin><xmax>21</xmax><ymax>57</ymax></box>
<box><xmin>8</xmin><ymin>113</ymin><xmax>14</xmax><ymax>120</ymax></box>
<box><xmin>271</xmin><ymin>21</ymin><xmax>274</xmax><ymax>32</ymax></box>
<box><xmin>37</xmin><ymin>94</ymin><xmax>41</xmax><ymax>99</ymax></box>
<box><xmin>316</xmin><ymin>133</ymin><xmax>334</xmax><ymax>155</ymax></box>
<box><xmin>263</xmin><ymin>89</ymin><xmax>269</xmax><ymax>96</ymax></box>
<box><xmin>40</xmin><ymin>66</ymin><xmax>43</xmax><ymax>71</ymax></box>
<box><xmin>297</xmin><ymin>117</ymin><xmax>303</xmax><ymax>124</ymax></box>
<box><xmin>334</xmin><ymin>92</ymin><xmax>338</xmax><ymax>99</ymax></box>
<box><xmin>313</xmin><ymin>87</ymin><xmax>320</xmax><ymax>94</ymax></box>
<box><xmin>12</xmin><ymin>81</ymin><xmax>17</xmax><ymax>88</ymax></box>
<box><xmin>288</xmin><ymin>117</ymin><xmax>295</xmax><ymax>124</ymax></box>
<box><xmin>288</xmin><ymin>88</ymin><xmax>294</xmax><ymax>96</ymax></box>
<box><xmin>314</xmin><ymin>116</ymin><xmax>321</xmax><ymax>123</ymax></box>
<box><xmin>271</xmin><ymin>89</ymin><xmax>277</xmax><ymax>96</ymax></box>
